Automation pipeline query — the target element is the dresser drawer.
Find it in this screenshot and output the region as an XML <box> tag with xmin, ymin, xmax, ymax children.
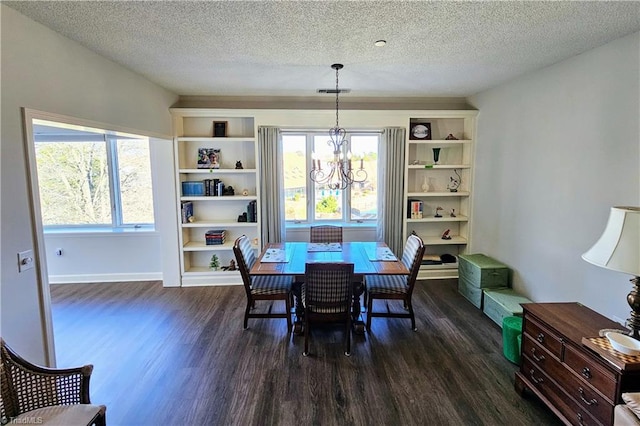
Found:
<box><xmin>564</xmin><ymin>343</ymin><xmax>617</xmax><ymax>402</ymax></box>
<box><xmin>522</xmin><ymin>333</ymin><xmax>557</xmax><ymax>369</ymax></box>
<box><xmin>524</xmin><ymin>316</ymin><xmax>563</xmax><ymax>359</ymax></box>
<box><xmin>522</xmin><ymin>356</ymin><xmax>603</xmax><ymax>426</ymax></box>
<box><xmin>457</xmin><ymin>254</ymin><xmax>510</xmax><ymax>288</ymax></box>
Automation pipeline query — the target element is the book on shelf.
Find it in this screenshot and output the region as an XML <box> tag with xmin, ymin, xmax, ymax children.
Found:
<box><xmin>247</xmin><ymin>200</ymin><xmax>257</xmax><ymax>223</ymax></box>
<box><xmin>197</xmin><ymin>148</ymin><xmax>221</xmax><ymax>169</ymax></box>
<box><xmin>205</xmin><ymin>229</ymin><xmax>226</xmax><ymax>245</ymax></box>
<box><xmin>181</xmin><ymin>201</ymin><xmax>194</xmax><ymax>223</ymax></box>
<box><xmin>407</xmin><ymin>199</ymin><xmax>423</xmax><ymax>219</ymax></box>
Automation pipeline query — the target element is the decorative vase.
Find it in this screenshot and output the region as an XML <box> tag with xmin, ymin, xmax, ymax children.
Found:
<box><xmin>432</xmin><ymin>148</ymin><xmax>441</xmax><ymax>165</ymax></box>
<box><xmin>421</xmin><ymin>176</ymin><xmax>428</xmax><ymax>192</ymax></box>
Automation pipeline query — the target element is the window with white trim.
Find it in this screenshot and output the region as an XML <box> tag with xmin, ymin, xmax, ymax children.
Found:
<box><xmin>282</xmin><ymin>132</ymin><xmax>379</xmax><ymax>224</ymax></box>
<box><xmin>33</xmin><ymin>119</ymin><xmax>155</xmax><ymax>231</ymax></box>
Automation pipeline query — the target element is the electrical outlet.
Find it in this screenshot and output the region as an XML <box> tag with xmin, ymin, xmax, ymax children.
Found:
<box><xmin>18</xmin><ymin>250</ymin><xmax>34</xmax><ymax>272</ymax></box>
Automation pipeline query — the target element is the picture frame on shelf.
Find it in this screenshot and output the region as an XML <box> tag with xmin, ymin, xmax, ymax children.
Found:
<box><xmin>213</xmin><ymin>121</ymin><xmax>227</xmax><ymax>137</ymax></box>
<box><xmin>197</xmin><ymin>148</ymin><xmax>221</xmax><ymax>169</ymax></box>
<box><xmin>409</xmin><ymin>120</ymin><xmax>431</xmax><ymax>140</ymax></box>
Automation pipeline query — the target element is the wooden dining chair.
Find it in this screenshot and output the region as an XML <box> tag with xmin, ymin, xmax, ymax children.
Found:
<box><xmin>302</xmin><ymin>262</ymin><xmax>354</xmax><ymax>357</ymax></box>
<box><xmin>233</xmin><ymin>235</ymin><xmax>293</xmax><ymax>333</ymax></box>
<box><xmin>309</xmin><ymin>225</ymin><xmax>343</xmax><ymax>243</ymax></box>
<box><xmin>365</xmin><ymin>233</ymin><xmax>425</xmax><ymax>332</ymax></box>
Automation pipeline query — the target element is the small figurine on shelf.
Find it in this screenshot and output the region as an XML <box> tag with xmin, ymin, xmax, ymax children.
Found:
<box><xmin>209</xmin><ymin>254</ymin><xmax>220</xmax><ymax>271</ymax></box>
<box><xmin>223</xmin><ymin>186</ymin><xmax>235</xmax><ymax>196</ymax></box>
<box><xmin>235</xmin><ymin>160</ymin><xmax>243</xmax><ymax>169</ymax></box>
<box><xmin>435</xmin><ymin>206</ymin><xmax>443</xmax><ymax>218</ymax></box>
<box><xmin>447</xmin><ymin>169</ymin><xmax>461</xmax><ymax>192</ymax></box>
<box><xmin>450</xmin><ymin>209</ymin><xmax>456</xmax><ymax>218</ymax></box>
<box><xmin>228</xmin><ymin>259</ymin><xmax>236</xmax><ymax>271</ymax></box>
<box><xmin>445</xmin><ymin>133</ymin><xmax>459</xmax><ymax>140</ymax></box>
<box><xmin>441</xmin><ymin>229</ymin><xmax>452</xmax><ymax>240</ymax></box>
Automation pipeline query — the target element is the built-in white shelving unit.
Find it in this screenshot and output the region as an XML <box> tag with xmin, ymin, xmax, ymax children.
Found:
<box><xmin>403</xmin><ymin>112</ymin><xmax>477</xmax><ymax>280</ymax></box>
<box><xmin>171</xmin><ymin>109</ymin><xmax>259</xmax><ymax>286</ymax></box>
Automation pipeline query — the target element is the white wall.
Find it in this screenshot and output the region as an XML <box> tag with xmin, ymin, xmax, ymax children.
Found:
<box><xmin>468</xmin><ymin>32</ymin><xmax>640</xmax><ymax>323</ymax></box>
<box><xmin>1</xmin><ymin>5</ymin><xmax>179</xmax><ymax>364</ymax></box>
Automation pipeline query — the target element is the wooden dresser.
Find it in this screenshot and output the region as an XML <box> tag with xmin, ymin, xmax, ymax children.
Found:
<box><xmin>516</xmin><ymin>302</ymin><xmax>640</xmax><ymax>425</ymax></box>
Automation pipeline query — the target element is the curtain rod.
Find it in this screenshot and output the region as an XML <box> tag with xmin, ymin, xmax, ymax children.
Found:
<box><xmin>279</xmin><ymin>128</ymin><xmax>384</xmax><ymax>134</ymax></box>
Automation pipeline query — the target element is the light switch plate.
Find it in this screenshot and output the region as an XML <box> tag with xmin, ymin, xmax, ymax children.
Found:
<box><xmin>18</xmin><ymin>250</ymin><xmax>34</xmax><ymax>272</ymax></box>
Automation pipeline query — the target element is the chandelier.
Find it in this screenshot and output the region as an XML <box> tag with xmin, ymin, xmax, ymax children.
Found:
<box><xmin>310</xmin><ymin>63</ymin><xmax>368</xmax><ymax>190</ymax></box>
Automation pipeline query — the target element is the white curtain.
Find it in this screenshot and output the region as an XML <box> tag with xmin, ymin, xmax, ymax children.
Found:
<box><xmin>377</xmin><ymin>127</ymin><xmax>406</xmax><ymax>256</ymax></box>
<box><xmin>258</xmin><ymin>126</ymin><xmax>285</xmax><ymax>244</ymax></box>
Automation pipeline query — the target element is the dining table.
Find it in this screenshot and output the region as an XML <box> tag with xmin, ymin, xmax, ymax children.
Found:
<box><xmin>250</xmin><ymin>241</ymin><xmax>410</xmax><ymax>333</ymax></box>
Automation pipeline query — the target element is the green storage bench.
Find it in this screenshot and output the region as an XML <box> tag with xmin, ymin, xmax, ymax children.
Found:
<box><xmin>482</xmin><ymin>288</ymin><xmax>532</xmax><ymax>327</ymax></box>
<box><xmin>457</xmin><ymin>254</ymin><xmax>510</xmax><ymax>308</ymax></box>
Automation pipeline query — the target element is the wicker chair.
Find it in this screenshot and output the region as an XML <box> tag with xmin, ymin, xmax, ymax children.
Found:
<box><xmin>365</xmin><ymin>233</ymin><xmax>425</xmax><ymax>332</ymax></box>
<box><xmin>0</xmin><ymin>338</ymin><xmax>106</xmax><ymax>426</ymax></box>
<box><xmin>302</xmin><ymin>262</ymin><xmax>354</xmax><ymax>357</ymax></box>
<box><xmin>309</xmin><ymin>225</ymin><xmax>343</xmax><ymax>243</ymax></box>
<box><xmin>233</xmin><ymin>235</ymin><xmax>293</xmax><ymax>333</ymax></box>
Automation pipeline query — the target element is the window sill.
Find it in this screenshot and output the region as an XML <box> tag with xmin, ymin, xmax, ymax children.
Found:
<box><xmin>286</xmin><ymin>222</ymin><xmax>376</xmax><ymax>230</ymax></box>
<box><xmin>44</xmin><ymin>226</ymin><xmax>157</xmax><ymax>237</ymax></box>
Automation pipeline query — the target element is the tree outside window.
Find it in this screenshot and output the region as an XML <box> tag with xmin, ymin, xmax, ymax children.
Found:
<box><xmin>33</xmin><ymin>119</ymin><xmax>154</xmax><ymax>230</ymax></box>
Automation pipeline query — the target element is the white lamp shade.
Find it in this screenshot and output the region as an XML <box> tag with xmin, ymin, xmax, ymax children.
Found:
<box><xmin>582</xmin><ymin>206</ymin><xmax>640</xmax><ymax>276</ymax></box>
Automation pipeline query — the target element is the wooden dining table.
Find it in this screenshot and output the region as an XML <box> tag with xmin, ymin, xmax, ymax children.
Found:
<box><xmin>250</xmin><ymin>241</ymin><xmax>409</xmax><ymax>333</ymax></box>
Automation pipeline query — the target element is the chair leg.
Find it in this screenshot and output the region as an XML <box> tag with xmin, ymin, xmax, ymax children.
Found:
<box><xmin>303</xmin><ymin>314</ymin><xmax>310</xmax><ymax>356</ymax></box>
<box><xmin>345</xmin><ymin>315</ymin><xmax>352</xmax><ymax>356</ymax></box>
<box><xmin>285</xmin><ymin>295</ymin><xmax>292</xmax><ymax>335</ymax></box>
<box><xmin>243</xmin><ymin>298</ymin><xmax>252</xmax><ymax>330</ymax></box>
<box><xmin>406</xmin><ymin>298</ymin><xmax>417</xmax><ymax>331</ymax></box>
<box><xmin>366</xmin><ymin>294</ymin><xmax>374</xmax><ymax>331</ymax></box>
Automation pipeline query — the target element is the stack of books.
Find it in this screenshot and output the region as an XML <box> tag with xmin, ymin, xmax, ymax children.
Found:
<box><xmin>205</xmin><ymin>229</ymin><xmax>226</xmax><ymax>245</ymax></box>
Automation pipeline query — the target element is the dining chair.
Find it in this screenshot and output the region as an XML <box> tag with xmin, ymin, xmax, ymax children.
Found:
<box><xmin>309</xmin><ymin>224</ymin><xmax>366</xmax><ymax>309</ymax></box>
<box><xmin>365</xmin><ymin>233</ymin><xmax>425</xmax><ymax>332</ymax></box>
<box><xmin>309</xmin><ymin>225</ymin><xmax>343</xmax><ymax>243</ymax></box>
<box><xmin>233</xmin><ymin>235</ymin><xmax>293</xmax><ymax>333</ymax></box>
<box><xmin>1</xmin><ymin>338</ymin><xmax>107</xmax><ymax>426</ymax></box>
<box><xmin>302</xmin><ymin>262</ymin><xmax>354</xmax><ymax>356</ymax></box>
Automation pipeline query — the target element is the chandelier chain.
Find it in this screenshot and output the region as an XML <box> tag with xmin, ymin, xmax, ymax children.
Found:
<box><xmin>335</xmin><ymin>66</ymin><xmax>340</xmax><ymax>129</ymax></box>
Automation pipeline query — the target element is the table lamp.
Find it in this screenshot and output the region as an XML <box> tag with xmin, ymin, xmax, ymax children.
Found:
<box><xmin>582</xmin><ymin>206</ymin><xmax>640</xmax><ymax>339</ymax></box>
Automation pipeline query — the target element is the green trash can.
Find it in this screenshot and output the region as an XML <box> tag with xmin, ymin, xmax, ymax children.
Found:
<box><xmin>502</xmin><ymin>316</ymin><xmax>523</xmax><ymax>364</ymax></box>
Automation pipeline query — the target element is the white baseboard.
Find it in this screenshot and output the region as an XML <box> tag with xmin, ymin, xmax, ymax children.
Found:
<box><xmin>48</xmin><ymin>272</ymin><xmax>163</xmax><ymax>284</ymax></box>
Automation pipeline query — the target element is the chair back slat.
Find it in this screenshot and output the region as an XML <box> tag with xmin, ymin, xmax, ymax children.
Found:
<box><xmin>310</xmin><ymin>225</ymin><xmax>343</xmax><ymax>243</ymax></box>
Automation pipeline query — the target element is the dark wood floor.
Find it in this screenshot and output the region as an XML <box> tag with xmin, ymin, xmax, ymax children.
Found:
<box><xmin>49</xmin><ymin>279</ymin><xmax>561</xmax><ymax>426</ymax></box>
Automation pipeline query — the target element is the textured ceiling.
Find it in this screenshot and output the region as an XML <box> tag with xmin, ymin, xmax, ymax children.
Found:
<box><xmin>5</xmin><ymin>1</ymin><xmax>640</xmax><ymax>98</ymax></box>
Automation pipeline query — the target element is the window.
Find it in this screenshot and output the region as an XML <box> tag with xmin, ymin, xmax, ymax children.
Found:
<box><xmin>282</xmin><ymin>132</ymin><xmax>379</xmax><ymax>224</ymax></box>
<box><xmin>33</xmin><ymin>119</ymin><xmax>155</xmax><ymax>231</ymax></box>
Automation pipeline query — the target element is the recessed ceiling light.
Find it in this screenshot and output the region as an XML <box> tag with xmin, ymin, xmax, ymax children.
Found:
<box><xmin>374</xmin><ymin>40</ymin><xmax>387</xmax><ymax>47</ymax></box>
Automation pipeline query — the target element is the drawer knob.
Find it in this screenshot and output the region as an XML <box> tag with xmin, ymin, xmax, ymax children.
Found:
<box><xmin>577</xmin><ymin>413</ymin><xmax>585</xmax><ymax>425</ymax></box>
<box><xmin>578</xmin><ymin>387</ymin><xmax>598</xmax><ymax>406</ymax></box>
<box><xmin>537</xmin><ymin>333</ymin><xmax>545</xmax><ymax>343</ymax></box>
<box><xmin>531</xmin><ymin>348</ymin><xmax>545</xmax><ymax>362</ymax></box>
<box><xmin>529</xmin><ymin>369</ymin><xmax>544</xmax><ymax>385</ymax></box>
<box><xmin>581</xmin><ymin>367</ymin><xmax>592</xmax><ymax>379</ymax></box>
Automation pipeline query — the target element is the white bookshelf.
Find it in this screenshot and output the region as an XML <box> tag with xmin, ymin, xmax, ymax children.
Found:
<box><xmin>171</xmin><ymin>109</ymin><xmax>259</xmax><ymax>286</ymax></box>
<box><xmin>404</xmin><ymin>112</ymin><xmax>478</xmax><ymax>280</ymax></box>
